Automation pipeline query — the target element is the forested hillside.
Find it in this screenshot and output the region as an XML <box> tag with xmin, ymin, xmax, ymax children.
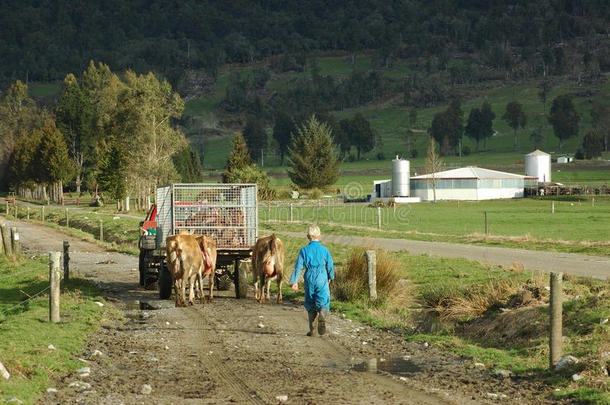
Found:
<box><xmin>1</xmin><ymin>0</ymin><xmax>608</xmax><ymax>84</ymax></box>
<box><xmin>0</xmin><ymin>0</ymin><xmax>608</xmax><ymax>194</ymax></box>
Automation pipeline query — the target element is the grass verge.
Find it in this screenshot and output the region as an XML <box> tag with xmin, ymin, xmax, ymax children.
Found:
<box><xmin>0</xmin><ymin>255</ymin><xmax>117</xmax><ymax>403</ymax></box>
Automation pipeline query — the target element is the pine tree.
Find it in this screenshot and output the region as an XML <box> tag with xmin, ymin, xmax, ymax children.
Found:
<box><xmin>480</xmin><ymin>101</ymin><xmax>495</xmax><ymax>151</ymax></box>
<box><xmin>503</xmin><ymin>101</ymin><xmax>527</xmax><ymax>151</ymax></box>
<box><xmin>288</xmin><ymin>115</ymin><xmax>340</xmax><ymax>189</ymax></box>
<box><xmin>56</xmin><ymin>73</ymin><xmax>95</xmax><ymax>193</ymax></box>
<box><xmin>242</xmin><ymin>115</ymin><xmax>266</xmax><ymax>163</ymax></box>
<box><xmin>222</xmin><ymin>132</ymin><xmax>252</xmax><ymax>182</ymax></box>
<box><xmin>98</xmin><ymin>143</ymin><xmax>127</xmax><ymax>202</ymax></box>
<box><xmin>548</xmin><ymin>95</ymin><xmax>580</xmax><ymax>150</ymax></box>
<box><xmin>272</xmin><ymin>111</ymin><xmax>295</xmax><ymax>166</ymax></box>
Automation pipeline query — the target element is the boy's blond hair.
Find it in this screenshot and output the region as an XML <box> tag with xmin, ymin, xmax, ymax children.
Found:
<box><xmin>307</xmin><ymin>225</ymin><xmax>321</xmax><ymax>240</ymax></box>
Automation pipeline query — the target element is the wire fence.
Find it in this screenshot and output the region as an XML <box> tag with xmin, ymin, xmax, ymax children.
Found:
<box><xmin>0</xmin><ymin>286</ymin><xmax>50</xmax><ymax>316</ymax></box>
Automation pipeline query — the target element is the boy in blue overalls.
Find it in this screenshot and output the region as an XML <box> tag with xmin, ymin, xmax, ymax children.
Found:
<box><xmin>290</xmin><ymin>225</ymin><xmax>335</xmax><ymax>336</ymax></box>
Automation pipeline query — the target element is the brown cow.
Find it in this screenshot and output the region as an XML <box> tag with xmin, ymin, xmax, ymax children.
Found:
<box><xmin>194</xmin><ymin>234</ymin><xmax>218</xmax><ymax>303</ymax></box>
<box><xmin>252</xmin><ymin>234</ymin><xmax>285</xmax><ymax>304</ymax></box>
<box><xmin>166</xmin><ymin>234</ymin><xmax>205</xmax><ymax>307</ymax></box>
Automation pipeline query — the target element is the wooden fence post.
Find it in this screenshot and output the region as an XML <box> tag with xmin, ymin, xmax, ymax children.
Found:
<box><xmin>42</xmin><ymin>206</ymin><xmax>45</xmax><ymax>222</ymax></box>
<box><xmin>552</xmin><ymin>201</ymin><xmax>555</xmax><ymax>214</ymax></box>
<box><xmin>63</xmin><ymin>241</ymin><xmax>70</xmax><ymax>281</ymax></box>
<box><xmin>10</xmin><ymin>227</ymin><xmax>20</xmax><ymax>256</ymax></box>
<box><xmin>376</xmin><ymin>207</ymin><xmax>381</xmax><ymax>229</ymax></box>
<box><xmin>5</xmin><ymin>201</ymin><xmax>8</xmax><ymax>216</ymax></box>
<box><xmin>0</xmin><ymin>225</ymin><xmax>4</xmax><ymax>255</ymax></box>
<box><xmin>290</xmin><ymin>204</ymin><xmax>294</xmax><ymax>222</ymax></box>
<box><xmin>27</xmin><ymin>207</ymin><xmax>30</xmax><ymax>220</ymax></box>
<box><xmin>1</xmin><ymin>224</ymin><xmax>11</xmax><ymax>256</ymax></box>
<box><xmin>65</xmin><ymin>208</ymin><xmax>69</xmax><ymax>227</ymax></box>
<box><xmin>484</xmin><ymin>211</ymin><xmax>489</xmax><ymax>235</ymax></box>
<box><xmin>549</xmin><ymin>272</ymin><xmax>563</xmax><ymax>369</ymax></box>
<box><xmin>99</xmin><ymin>220</ymin><xmax>104</xmax><ymax>241</ymax></box>
<box><xmin>49</xmin><ymin>252</ymin><xmax>61</xmax><ymax>323</ymax></box>
<box><xmin>365</xmin><ymin>250</ymin><xmax>377</xmax><ymax>301</ymax></box>
<box><xmin>592</xmin><ymin>197</ymin><xmax>595</xmax><ymax>207</ymax></box>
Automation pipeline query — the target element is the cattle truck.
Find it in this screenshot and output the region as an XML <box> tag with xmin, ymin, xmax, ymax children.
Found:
<box><xmin>138</xmin><ymin>183</ymin><xmax>258</xmax><ymax>299</ymax></box>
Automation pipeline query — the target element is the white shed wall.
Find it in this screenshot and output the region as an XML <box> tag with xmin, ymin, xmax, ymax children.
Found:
<box><xmin>477</xmin><ymin>187</ymin><xmax>524</xmax><ymax>200</ymax></box>
<box><xmin>411</xmin><ymin>187</ymin><xmax>478</xmax><ymax>201</ymax></box>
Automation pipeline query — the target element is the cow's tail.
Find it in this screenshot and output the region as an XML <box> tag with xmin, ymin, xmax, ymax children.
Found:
<box><xmin>167</xmin><ymin>240</ymin><xmax>180</xmax><ymax>264</ymax></box>
<box><xmin>269</xmin><ymin>234</ymin><xmax>278</xmax><ymax>257</ymax></box>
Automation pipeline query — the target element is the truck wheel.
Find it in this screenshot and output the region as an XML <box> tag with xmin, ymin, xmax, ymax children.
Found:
<box><xmin>158</xmin><ymin>261</ymin><xmax>172</xmax><ymax>300</ymax></box>
<box><xmin>138</xmin><ymin>251</ymin><xmax>146</xmax><ymax>286</ymax></box>
<box><xmin>215</xmin><ymin>272</ymin><xmax>233</xmax><ymax>291</ymax></box>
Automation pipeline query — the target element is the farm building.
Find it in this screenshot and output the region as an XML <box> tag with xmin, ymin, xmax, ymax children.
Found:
<box><xmin>525</xmin><ymin>149</ymin><xmax>551</xmax><ymax>183</ymax></box>
<box><xmin>410</xmin><ymin>167</ymin><xmax>538</xmax><ymax>201</ymax></box>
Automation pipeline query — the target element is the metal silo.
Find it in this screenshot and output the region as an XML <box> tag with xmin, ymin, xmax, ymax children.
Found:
<box><xmin>525</xmin><ymin>150</ymin><xmax>551</xmax><ymax>183</ymax></box>
<box><xmin>392</xmin><ymin>157</ymin><xmax>410</xmax><ymax>197</ymax></box>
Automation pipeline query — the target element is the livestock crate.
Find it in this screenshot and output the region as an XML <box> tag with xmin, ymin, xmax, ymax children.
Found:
<box><xmin>155</xmin><ymin>183</ymin><xmax>258</xmax><ymax>250</ymax></box>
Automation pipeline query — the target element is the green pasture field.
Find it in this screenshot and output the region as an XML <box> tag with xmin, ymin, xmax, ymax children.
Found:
<box><xmin>260</xmin><ymin>198</ymin><xmax>610</xmax><ymax>256</ymax></box>
<box><xmin>0</xmin><ymin>256</ymin><xmax>115</xmax><ymax>404</ymax></box>
<box><xmin>277</xmin><ymin>234</ymin><xmax>609</xmax><ymax>403</ymax></box>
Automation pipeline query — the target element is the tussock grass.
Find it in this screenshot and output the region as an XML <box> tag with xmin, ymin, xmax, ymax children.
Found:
<box><xmin>333</xmin><ymin>247</ymin><xmax>403</xmax><ymax>304</ymax></box>
<box><xmin>420</xmin><ymin>274</ymin><xmax>547</xmax><ymax>321</ymax></box>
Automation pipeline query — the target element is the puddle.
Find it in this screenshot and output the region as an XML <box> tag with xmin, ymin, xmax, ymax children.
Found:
<box><xmin>125</xmin><ymin>300</ymin><xmax>158</xmax><ymax>310</ymax></box>
<box><xmin>349</xmin><ymin>356</ymin><xmax>421</xmax><ymax>375</ymax></box>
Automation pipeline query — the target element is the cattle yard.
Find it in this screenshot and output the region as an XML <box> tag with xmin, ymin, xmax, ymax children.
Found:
<box><xmin>0</xmin><ymin>197</ymin><xmax>609</xmax><ymax>403</ymax></box>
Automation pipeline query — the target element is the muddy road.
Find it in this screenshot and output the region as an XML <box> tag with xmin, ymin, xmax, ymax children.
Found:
<box><xmin>4</xmin><ymin>219</ymin><xmax>562</xmax><ymax>404</ymax></box>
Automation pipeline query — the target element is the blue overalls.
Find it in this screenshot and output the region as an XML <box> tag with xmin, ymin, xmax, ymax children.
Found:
<box><xmin>289</xmin><ymin>240</ymin><xmax>334</xmax><ymax>312</ymax></box>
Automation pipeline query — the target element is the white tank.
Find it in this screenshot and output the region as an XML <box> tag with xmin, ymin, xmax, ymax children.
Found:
<box><xmin>525</xmin><ymin>150</ymin><xmax>551</xmax><ymax>183</ymax></box>
<box><xmin>392</xmin><ymin>157</ymin><xmax>410</xmax><ymax>197</ymax></box>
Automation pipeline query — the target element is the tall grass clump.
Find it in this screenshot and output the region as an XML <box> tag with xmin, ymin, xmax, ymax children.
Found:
<box><xmin>333</xmin><ymin>248</ymin><xmax>402</xmax><ymax>304</ymax></box>
<box><xmin>419</xmin><ymin>277</ymin><xmax>544</xmax><ymax>321</ymax></box>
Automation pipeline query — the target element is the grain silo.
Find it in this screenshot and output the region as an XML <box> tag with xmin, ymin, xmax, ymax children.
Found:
<box><xmin>392</xmin><ymin>156</ymin><xmax>410</xmax><ymax>197</ymax></box>
<box><xmin>525</xmin><ymin>150</ymin><xmax>551</xmax><ymax>183</ymax></box>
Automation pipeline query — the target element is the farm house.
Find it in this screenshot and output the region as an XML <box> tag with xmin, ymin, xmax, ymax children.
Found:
<box><xmin>410</xmin><ymin>167</ymin><xmax>538</xmax><ymax>201</ymax></box>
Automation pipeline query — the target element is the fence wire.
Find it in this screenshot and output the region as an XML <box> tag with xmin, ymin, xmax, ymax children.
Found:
<box><xmin>0</xmin><ymin>286</ymin><xmax>51</xmax><ymax>316</ymax></box>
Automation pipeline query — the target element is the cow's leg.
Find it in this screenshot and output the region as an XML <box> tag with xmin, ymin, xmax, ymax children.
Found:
<box><xmin>264</xmin><ymin>277</ymin><xmax>272</xmax><ymax>302</ymax></box>
<box><xmin>174</xmin><ymin>276</ymin><xmax>180</xmax><ymax>307</ymax></box>
<box><xmin>181</xmin><ymin>264</ymin><xmax>188</xmax><ymax>307</ymax></box>
<box><xmin>258</xmin><ymin>275</ymin><xmax>265</xmax><ymax>304</ymax></box>
<box><xmin>188</xmin><ymin>274</ymin><xmax>195</xmax><ymax>306</ymax></box>
<box><xmin>198</xmin><ymin>268</ymin><xmax>205</xmax><ymax>307</ymax></box>
<box><xmin>208</xmin><ymin>270</ymin><xmax>214</xmax><ymax>303</ymax></box>
<box><xmin>253</xmin><ymin>265</ymin><xmax>260</xmax><ymax>301</ymax></box>
<box><xmin>277</xmin><ymin>273</ymin><xmax>283</xmax><ymax>304</ymax></box>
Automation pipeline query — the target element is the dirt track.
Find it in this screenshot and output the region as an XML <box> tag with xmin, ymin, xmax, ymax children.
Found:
<box><xmin>4</xmin><ymin>219</ymin><xmax>565</xmax><ymax>404</ymax></box>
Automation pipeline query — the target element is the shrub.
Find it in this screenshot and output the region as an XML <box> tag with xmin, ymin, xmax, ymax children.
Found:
<box><xmin>223</xmin><ymin>164</ymin><xmax>277</xmax><ymax>200</ymax></box>
<box><xmin>419</xmin><ymin>278</ymin><xmax>528</xmax><ymax>321</ymax></box>
<box><xmin>333</xmin><ymin>248</ymin><xmax>402</xmax><ymax>303</ymax></box>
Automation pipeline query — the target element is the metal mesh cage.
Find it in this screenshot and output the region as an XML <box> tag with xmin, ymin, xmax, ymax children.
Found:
<box><xmin>156</xmin><ymin>183</ymin><xmax>257</xmax><ymax>250</ymax></box>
